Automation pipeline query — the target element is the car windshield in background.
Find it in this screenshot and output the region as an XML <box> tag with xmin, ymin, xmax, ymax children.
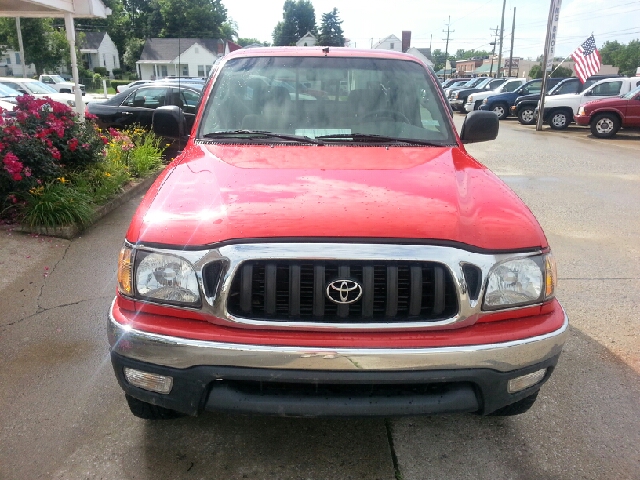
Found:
<box><xmin>0</xmin><ymin>84</ymin><xmax>20</xmax><ymax>98</ymax></box>
<box><xmin>621</xmin><ymin>85</ymin><xmax>640</xmax><ymax>99</ymax></box>
<box><xmin>24</xmin><ymin>82</ymin><xmax>58</xmax><ymax>94</ymax></box>
<box><xmin>199</xmin><ymin>56</ymin><xmax>455</xmax><ymax>145</ymax></box>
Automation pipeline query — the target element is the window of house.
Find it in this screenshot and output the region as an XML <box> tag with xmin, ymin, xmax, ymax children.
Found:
<box><xmin>390</xmin><ymin>43</ymin><xmax>395</xmax><ymax>49</ymax></box>
<box><xmin>182</xmin><ymin>65</ymin><xmax>189</xmax><ymax>76</ymax></box>
<box><xmin>6</xmin><ymin>56</ymin><xmax>11</xmax><ymax>64</ymax></box>
<box><xmin>15</xmin><ymin>53</ymin><xmax>20</xmax><ymax>65</ymax></box>
<box><xmin>195</xmin><ymin>47</ymin><xmax>199</xmax><ymax>53</ymax></box>
<box><xmin>198</xmin><ymin>65</ymin><xmax>206</xmax><ymax>77</ymax></box>
<box><xmin>160</xmin><ymin>65</ymin><xmax>168</xmax><ymax>77</ymax></box>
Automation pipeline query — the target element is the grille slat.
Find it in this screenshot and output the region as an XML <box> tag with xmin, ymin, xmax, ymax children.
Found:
<box><xmin>227</xmin><ymin>260</ymin><xmax>458</xmax><ymax>323</ymax></box>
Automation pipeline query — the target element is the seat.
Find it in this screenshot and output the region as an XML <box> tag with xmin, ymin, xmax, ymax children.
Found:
<box><xmin>347</xmin><ymin>88</ymin><xmax>387</xmax><ymax>121</ymax></box>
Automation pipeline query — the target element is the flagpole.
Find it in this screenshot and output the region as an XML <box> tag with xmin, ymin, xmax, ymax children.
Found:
<box><xmin>536</xmin><ymin>0</ymin><xmax>562</xmax><ymax>131</ymax></box>
<box><xmin>549</xmin><ymin>53</ymin><xmax>572</xmax><ymax>76</ymax></box>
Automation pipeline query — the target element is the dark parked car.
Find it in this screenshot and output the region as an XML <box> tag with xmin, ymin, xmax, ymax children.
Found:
<box><xmin>87</xmin><ymin>82</ymin><xmax>203</xmax><ymax>131</ymax></box>
<box><xmin>480</xmin><ymin>78</ymin><xmax>559</xmax><ymax>120</ymax></box>
<box><xmin>512</xmin><ymin>75</ymin><xmax>621</xmax><ymax>125</ymax></box>
<box><xmin>441</xmin><ymin>77</ymin><xmax>469</xmax><ymax>88</ymax></box>
<box><xmin>449</xmin><ymin>77</ymin><xmax>506</xmax><ymax>112</ymax></box>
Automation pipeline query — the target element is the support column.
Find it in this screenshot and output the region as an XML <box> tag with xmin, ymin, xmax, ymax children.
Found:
<box><xmin>64</xmin><ymin>12</ymin><xmax>84</xmax><ymax>120</ymax></box>
<box><xmin>16</xmin><ymin>18</ymin><xmax>27</xmax><ymax>78</ymax></box>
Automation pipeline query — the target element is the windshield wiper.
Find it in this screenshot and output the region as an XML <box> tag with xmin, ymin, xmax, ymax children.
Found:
<box><xmin>315</xmin><ymin>133</ymin><xmax>449</xmax><ymax>147</ymax></box>
<box><xmin>201</xmin><ymin>130</ymin><xmax>321</xmax><ymax>144</ymax></box>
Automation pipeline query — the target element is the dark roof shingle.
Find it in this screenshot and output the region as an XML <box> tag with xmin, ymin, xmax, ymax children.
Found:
<box><xmin>80</xmin><ymin>32</ymin><xmax>106</xmax><ymax>50</ymax></box>
<box><xmin>139</xmin><ymin>38</ymin><xmax>224</xmax><ymax>61</ymax></box>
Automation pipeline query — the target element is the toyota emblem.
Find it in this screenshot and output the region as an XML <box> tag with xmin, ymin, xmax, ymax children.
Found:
<box><xmin>326</xmin><ymin>279</ymin><xmax>363</xmax><ymax>305</ymax></box>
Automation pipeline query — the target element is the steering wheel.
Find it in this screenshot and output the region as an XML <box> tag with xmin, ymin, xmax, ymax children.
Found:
<box><xmin>360</xmin><ymin>109</ymin><xmax>410</xmax><ymax>124</ymax></box>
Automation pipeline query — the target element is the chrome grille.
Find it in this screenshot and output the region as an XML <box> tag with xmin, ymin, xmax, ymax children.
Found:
<box><xmin>227</xmin><ymin>260</ymin><xmax>458</xmax><ymax>323</ymax></box>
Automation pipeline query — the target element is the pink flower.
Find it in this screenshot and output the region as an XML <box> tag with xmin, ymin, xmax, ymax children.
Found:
<box><xmin>82</xmin><ymin>143</ymin><xmax>90</xmax><ymax>149</ymax></box>
<box><xmin>50</xmin><ymin>148</ymin><xmax>61</xmax><ymax>161</ymax></box>
<box><xmin>3</xmin><ymin>152</ymin><xmax>24</xmax><ymax>176</ymax></box>
<box><xmin>11</xmin><ymin>173</ymin><xmax>22</xmax><ymax>181</ymax></box>
<box><xmin>101</xmin><ymin>136</ymin><xmax>108</xmax><ymax>145</ymax></box>
<box><xmin>67</xmin><ymin>138</ymin><xmax>79</xmax><ymax>152</ymax></box>
<box><xmin>24</xmin><ymin>167</ymin><xmax>31</xmax><ymax>177</ymax></box>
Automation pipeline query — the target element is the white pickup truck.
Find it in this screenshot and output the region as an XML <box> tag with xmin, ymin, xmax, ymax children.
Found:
<box><xmin>464</xmin><ymin>78</ymin><xmax>526</xmax><ymax>112</ymax></box>
<box><xmin>537</xmin><ymin>77</ymin><xmax>640</xmax><ymax>129</ymax></box>
<box><xmin>38</xmin><ymin>74</ymin><xmax>85</xmax><ymax>95</ymax></box>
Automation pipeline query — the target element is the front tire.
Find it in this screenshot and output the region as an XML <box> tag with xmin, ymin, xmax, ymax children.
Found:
<box><xmin>518</xmin><ymin>106</ymin><xmax>536</xmax><ymax>125</ymax></box>
<box><xmin>548</xmin><ymin>110</ymin><xmax>571</xmax><ymax>130</ymax></box>
<box><xmin>492</xmin><ymin>103</ymin><xmax>508</xmax><ymax>120</ymax></box>
<box><xmin>489</xmin><ymin>392</ymin><xmax>539</xmax><ymax>416</ymax></box>
<box><xmin>125</xmin><ymin>394</ymin><xmax>184</xmax><ymax>420</ymax></box>
<box><xmin>590</xmin><ymin>113</ymin><xmax>620</xmax><ymax>138</ymax></box>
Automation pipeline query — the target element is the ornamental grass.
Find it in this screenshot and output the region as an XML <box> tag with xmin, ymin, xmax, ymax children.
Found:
<box><xmin>0</xmin><ymin>96</ymin><xmax>165</xmax><ymax>228</ymax></box>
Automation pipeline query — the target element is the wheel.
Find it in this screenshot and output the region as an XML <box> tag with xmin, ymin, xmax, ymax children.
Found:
<box><xmin>548</xmin><ymin>110</ymin><xmax>570</xmax><ymax>130</ymax></box>
<box><xmin>360</xmin><ymin>109</ymin><xmax>410</xmax><ymax>124</ymax></box>
<box><xmin>492</xmin><ymin>103</ymin><xmax>508</xmax><ymax>120</ymax></box>
<box><xmin>125</xmin><ymin>394</ymin><xmax>184</xmax><ymax>420</ymax></box>
<box><xmin>517</xmin><ymin>106</ymin><xmax>536</xmax><ymax>125</ymax></box>
<box><xmin>590</xmin><ymin>113</ymin><xmax>620</xmax><ymax>138</ymax></box>
<box><xmin>489</xmin><ymin>392</ymin><xmax>539</xmax><ymax>416</ymax></box>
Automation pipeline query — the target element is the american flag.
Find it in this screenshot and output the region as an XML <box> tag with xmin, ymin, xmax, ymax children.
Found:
<box><xmin>571</xmin><ymin>35</ymin><xmax>601</xmax><ymax>83</ymax></box>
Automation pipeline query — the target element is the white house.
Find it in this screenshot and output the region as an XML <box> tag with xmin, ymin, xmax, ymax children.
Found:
<box><xmin>0</xmin><ymin>48</ymin><xmax>36</xmax><ymax>77</ymax></box>
<box><xmin>372</xmin><ymin>35</ymin><xmax>402</xmax><ymax>52</ymax></box>
<box><xmin>296</xmin><ymin>31</ymin><xmax>317</xmax><ymax>47</ymax></box>
<box><xmin>79</xmin><ymin>31</ymin><xmax>120</xmax><ymax>76</ymax></box>
<box><xmin>136</xmin><ymin>38</ymin><xmax>241</xmax><ymax>80</ymax></box>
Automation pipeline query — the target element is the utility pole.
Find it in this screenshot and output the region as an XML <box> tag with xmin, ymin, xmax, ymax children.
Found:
<box><xmin>497</xmin><ymin>0</ymin><xmax>507</xmax><ymax>77</ymax></box>
<box><xmin>430</xmin><ymin>34</ymin><xmax>432</xmax><ymax>52</ymax></box>
<box><xmin>489</xmin><ymin>26</ymin><xmax>499</xmax><ymax>77</ymax></box>
<box><xmin>508</xmin><ymin>7</ymin><xmax>516</xmax><ymax>77</ymax></box>
<box><xmin>442</xmin><ymin>16</ymin><xmax>454</xmax><ymax>80</ymax></box>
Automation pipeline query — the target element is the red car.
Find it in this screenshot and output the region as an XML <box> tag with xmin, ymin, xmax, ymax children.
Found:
<box><xmin>109</xmin><ymin>47</ymin><xmax>567</xmax><ymax>420</ymax></box>
<box><xmin>575</xmin><ymin>85</ymin><xmax>640</xmax><ymax>138</ymax></box>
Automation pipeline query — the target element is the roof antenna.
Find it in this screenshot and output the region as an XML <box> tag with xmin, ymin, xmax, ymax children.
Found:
<box><xmin>322</xmin><ymin>47</ymin><xmax>329</xmax><ymax>55</ymax></box>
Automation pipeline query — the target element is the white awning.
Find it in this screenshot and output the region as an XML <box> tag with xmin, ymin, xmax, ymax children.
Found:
<box><xmin>0</xmin><ymin>0</ymin><xmax>111</xmax><ymax>118</ymax></box>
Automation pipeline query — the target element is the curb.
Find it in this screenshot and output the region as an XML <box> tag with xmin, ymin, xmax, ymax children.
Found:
<box><xmin>15</xmin><ymin>171</ymin><xmax>161</xmax><ymax>240</ymax></box>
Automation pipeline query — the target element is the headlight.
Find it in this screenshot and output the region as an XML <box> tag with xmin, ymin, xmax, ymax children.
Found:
<box><xmin>483</xmin><ymin>254</ymin><xmax>556</xmax><ymax>310</ymax></box>
<box><xmin>577</xmin><ymin>106</ymin><xmax>585</xmax><ymax>115</ymax></box>
<box><xmin>468</xmin><ymin>96</ymin><xmax>474</xmax><ymax>102</ymax></box>
<box><xmin>133</xmin><ymin>250</ymin><xmax>201</xmax><ymax>306</ymax></box>
<box><xmin>66</xmin><ymin>100</ymin><xmax>76</xmax><ymax>107</ymax></box>
<box><xmin>454</xmin><ymin>92</ymin><xmax>459</xmax><ymax>99</ymax></box>
<box><xmin>482</xmin><ymin>98</ymin><xmax>488</xmax><ymax>104</ymax></box>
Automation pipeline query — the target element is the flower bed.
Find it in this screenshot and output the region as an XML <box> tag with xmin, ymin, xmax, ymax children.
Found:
<box><xmin>0</xmin><ymin>96</ymin><xmax>165</xmax><ymax>235</ymax></box>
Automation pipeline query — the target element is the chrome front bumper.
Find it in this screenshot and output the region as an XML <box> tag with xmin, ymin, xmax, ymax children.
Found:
<box><xmin>108</xmin><ymin>306</ymin><xmax>569</xmax><ymax>373</ymax></box>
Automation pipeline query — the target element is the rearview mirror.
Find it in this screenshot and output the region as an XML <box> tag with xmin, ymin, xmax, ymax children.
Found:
<box><xmin>460</xmin><ymin>110</ymin><xmax>499</xmax><ymax>144</ymax></box>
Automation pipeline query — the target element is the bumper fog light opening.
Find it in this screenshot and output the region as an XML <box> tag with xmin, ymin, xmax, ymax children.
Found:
<box><xmin>124</xmin><ymin>367</ymin><xmax>173</xmax><ymax>394</ymax></box>
<box><xmin>507</xmin><ymin>368</ymin><xmax>546</xmax><ymax>394</ymax></box>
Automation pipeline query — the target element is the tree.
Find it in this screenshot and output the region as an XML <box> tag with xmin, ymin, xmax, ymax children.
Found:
<box><xmin>454</xmin><ymin>49</ymin><xmax>491</xmax><ymax>60</ymax></box>
<box><xmin>153</xmin><ymin>0</ymin><xmax>228</xmax><ymax>38</ymax></box>
<box><xmin>123</xmin><ymin>37</ymin><xmax>145</xmax><ymax>71</ymax></box>
<box><xmin>600</xmin><ymin>39</ymin><xmax>640</xmax><ymax>76</ymax></box>
<box><xmin>220</xmin><ymin>19</ymin><xmax>238</xmax><ymax>41</ymax></box>
<box><xmin>0</xmin><ymin>18</ymin><xmax>70</xmax><ymax>75</ymax></box>
<box><xmin>529</xmin><ymin>64</ymin><xmax>543</xmax><ymax>79</ymax></box>
<box><xmin>317</xmin><ymin>8</ymin><xmax>344</xmax><ymax>47</ymax></box>
<box><xmin>238</xmin><ymin>37</ymin><xmax>270</xmax><ymax>47</ymax></box>
<box><xmin>551</xmin><ymin>65</ymin><xmax>573</xmax><ymax>78</ymax></box>
<box><xmin>431</xmin><ymin>49</ymin><xmax>448</xmax><ymax>72</ymax></box>
<box><xmin>272</xmin><ymin>0</ymin><xmax>316</xmax><ymax>46</ymax></box>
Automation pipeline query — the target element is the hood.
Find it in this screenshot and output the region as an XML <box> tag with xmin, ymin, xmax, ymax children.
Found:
<box><xmin>515</xmin><ymin>93</ymin><xmax>541</xmax><ymax>103</ymax></box>
<box><xmin>584</xmin><ymin>96</ymin><xmax>627</xmax><ymax>111</ymax></box>
<box><xmin>127</xmin><ymin>143</ymin><xmax>547</xmax><ymax>251</ymax></box>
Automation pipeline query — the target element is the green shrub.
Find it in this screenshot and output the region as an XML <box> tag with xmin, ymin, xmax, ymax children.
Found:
<box><xmin>21</xmin><ymin>181</ymin><xmax>94</xmax><ymax>228</ymax></box>
<box><xmin>93</xmin><ymin>67</ymin><xmax>108</xmax><ymax>77</ymax></box>
<box><xmin>72</xmin><ymin>163</ymin><xmax>130</xmax><ymax>205</ymax></box>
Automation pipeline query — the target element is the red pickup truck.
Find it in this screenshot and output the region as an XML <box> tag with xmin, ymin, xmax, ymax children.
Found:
<box><xmin>575</xmin><ymin>85</ymin><xmax>640</xmax><ymax>138</ymax></box>
<box><xmin>109</xmin><ymin>47</ymin><xmax>567</xmax><ymax>420</ymax></box>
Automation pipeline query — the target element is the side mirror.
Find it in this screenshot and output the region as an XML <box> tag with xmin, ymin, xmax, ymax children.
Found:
<box><xmin>460</xmin><ymin>110</ymin><xmax>499</xmax><ymax>144</ymax></box>
<box><xmin>152</xmin><ymin>105</ymin><xmax>187</xmax><ymax>139</ymax></box>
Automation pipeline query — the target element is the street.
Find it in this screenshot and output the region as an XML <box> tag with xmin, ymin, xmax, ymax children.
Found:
<box><xmin>1</xmin><ymin>117</ymin><xmax>639</xmax><ymax>480</ymax></box>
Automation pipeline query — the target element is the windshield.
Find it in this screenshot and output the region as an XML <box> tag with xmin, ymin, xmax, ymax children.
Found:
<box><xmin>24</xmin><ymin>82</ymin><xmax>58</xmax><ymax>94</ymax></box>
<box><xmin>475</xmin><ymin>78</ymin><xmax>492</xmax><ymax>89</ymax></box>
<box><xmin>622</xmin><ymin>85</ymin><xmax>640</xmax><ymax>99</ymax></box>
<box><xmin>49</xmin><ymin>75</ymin><xmax>66</xmax><ymax>83</ymax></box>
<box><xmin>199</xmin><ymin>56</ymin><xmax>455</xmax><ymax>145</ymax></box>
<box><xmin>0</xmin><ymin>84</ymin><xmax>20</xmax><ymax>97</ymax></box>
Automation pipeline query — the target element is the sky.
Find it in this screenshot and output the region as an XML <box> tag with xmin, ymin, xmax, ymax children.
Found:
<box><xmin>225</xmin><ymin>0</ymin><xmax>640</xmax><ymax>60</ymax></box>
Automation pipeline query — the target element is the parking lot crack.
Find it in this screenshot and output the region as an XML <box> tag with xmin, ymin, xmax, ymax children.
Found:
<box><xmin>5</xmin><ymin>296</ymin><xmax>113</xmax><ymax>327</ymax></box>
<box><xmin>385</xmin><ymin>418</ymin><xmax>403</xmax><ymax>480</ymax></box>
